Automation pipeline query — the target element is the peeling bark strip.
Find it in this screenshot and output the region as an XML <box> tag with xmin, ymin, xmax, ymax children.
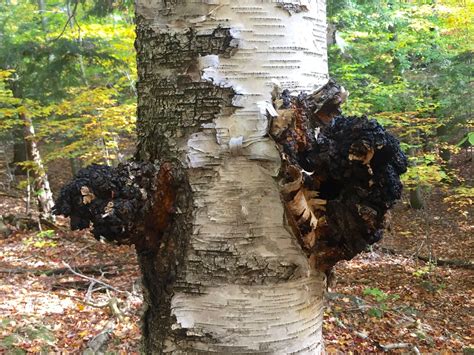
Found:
<box><xmin>270</xmin><ymin>80</ymin><xmax>408</xmax><ymax>272</ymax></box>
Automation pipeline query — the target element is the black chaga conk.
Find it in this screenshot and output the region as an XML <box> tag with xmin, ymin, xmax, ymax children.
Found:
<box><xmin>310</xmin><ymin>115</ymin><xmax>407</xmax><ymax>263</ymax></box>
<box><xmin>53</xmin><ymin>161</ymin><xmax>174</xmax><ymax>247</ymax></box>
<box><xmin>305</xmin><ymin>115</ymin><xmax>407</xmax><ymax>208</ymax></box>
<box><xmin>270</xmin><ymin>81</ymin><xmax>408</xmax><ymax>271</ymax></box>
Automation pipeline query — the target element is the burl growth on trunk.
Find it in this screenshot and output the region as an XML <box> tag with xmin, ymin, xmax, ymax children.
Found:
<box><xmin>269</xmin><ymin>80</ymin><xmax>407</xmax><ymax>272</ymax></box>
<box><xmin>54</xmin><ymin>80</ymin><xmax>407</xmax><ymax>273</ymax></box>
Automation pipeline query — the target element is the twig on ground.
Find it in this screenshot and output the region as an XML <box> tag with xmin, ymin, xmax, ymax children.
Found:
<box><xmin>326</xmin><ymin>292</ymin><xmax>366</xmax><ymax>309</ymax></box>
<box><xmin>0</xmin><ymin>191</ymin><xmax>22</xmax><ymax>198</ymax></box>
<box><xmin>0</xmin><ymin>262</ymin><xmax>133</xmax><ymax>276</ymax></box>
<box><xmin>378</xmin><ymin>342</ymin><xmax>412</xmax><ymax>351</ymax></box>
<box><xmin>71</xmin><ymin>242</ymin><xmax>95</xmax><ymax>258</ymax></box>
<box><xmin>354</xmin><ymin>331</ymin><xmax>369</xmax><ymax>339</ymax></box>
<box><xmin>81</xmin><ymin>297</ymin><xmax>124</xmax><ymax>353</ymax></box>
<box><xmin>412</xmin><ymin>240</ymin><xmax>425</xmax><ymax>260</ymax></box>
<box><xmin>379</xmin><ymin>246</ymin><xmax>473</xmax><ymax>269</ymax></box>
<box><xmin>85</xmin><ymin>281</ymin><xmax>97</xmax><ymax>302</ymax></box>
<box><xmin>62</xmin><ymin>262</ymin><xmax>127</xmax><ymax>294</ymax></box>
<box><xmin>107</xmin><ymin>294</ymin><xmax>125</xmax><ymax>321</ymax></box>
<box><xmin>56</xmin><ymin>290</ymin><xmax>125</xmax><ymax>322</ymax></box>
<box><xmin>39</xmin><ymin>217</ymin><xmax>63</xmax><ymax>231</ymax></box>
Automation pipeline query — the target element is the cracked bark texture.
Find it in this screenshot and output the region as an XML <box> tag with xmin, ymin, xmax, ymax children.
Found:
<box><xmin>53</xmin><ymin>1</ymin><xmax>406</xmax><ymax>352</ymax></box>
<box><xmin>135</xmin><ymin>0</ymin><xmax>329</xmax><ymax>353</ymax></box>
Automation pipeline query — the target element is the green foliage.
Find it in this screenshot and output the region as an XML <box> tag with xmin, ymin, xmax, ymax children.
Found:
<box><xmin>363</xmin><ymin>287</ymin><xmax>400</xmax><ymax>318</ymax></box>
<box><xmin>444</xmin><ymin>186</ymin><xmax>473</xmax><ymax>218</ymax></box>
<box><xmin>23</xmin><ymin>230</ymin><xmax>57</xmax><ymax>248</ymax></box>
<box><xmin>23</xmin><ymin>237</ymin><xmax>57</xmax><ymax>249</ymax></box>
<box><xmin>402</xmin><ymin>155</ymin><xmax>450</xmax><ymax>187</ymax></box>
<box><xmin>457</xmin><ymin>132</ymin><xmax>474</xmax><ymax>148</ymax></box>
<box><xmin>41</xmin><ymin>86</ymin><xmax>136</xmax><ymax>163</ymax></box>
<box><xmin>37</xmin><ymin>229</ymin><xmax>55</xmax><ymax>238</ymax></box>
<box><xmin>0</xmin><ymin>0</ymin><xmax>136</xmax><ymax>166</ymax></box>
<box><xmin>412</xmin><ymin>264</ymin><xmax>447</xmax><ymax>293</ymax></box>
<box><xmin>363</xmin><ymin>287</ymin><xmax>398</xmax><ymax>303</ymax></box>
<box><xmin>328</xmin><ymin>0</ymin><xmax>472</xmax><ymax>188</ymax></box>
<box><xmin>413</xmin><ymin>264</ymin><xmax>434</xmax><ymax>278</ymax></box>
<box><xmin>0</xmin><ymin>319</ymin><xmax>55</xmax><ymax>353</ymax></box>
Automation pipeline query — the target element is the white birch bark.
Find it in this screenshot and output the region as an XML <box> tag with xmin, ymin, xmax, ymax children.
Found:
<box><xmin>136</xmin><ymin>1</ymin><xmax>330</xmax><ymax>352</ymax></box>
<box><xmin>21</xmin><ymin>113</ymin><xmax>55</xmax><ymax>220</ymax></box>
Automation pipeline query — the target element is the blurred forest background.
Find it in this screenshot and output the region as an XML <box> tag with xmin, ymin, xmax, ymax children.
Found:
<box><xmin>0</xmin><ymin>0</ymin><xmax>472</xmax><ymax>213</ymax></box>
<box><xmin>0</xmin><ymin>0</ymin><xmax>472</xmax><ymax>353</ymax></box>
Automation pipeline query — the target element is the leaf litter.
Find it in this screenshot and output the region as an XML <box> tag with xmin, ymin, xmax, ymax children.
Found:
<box><xmin>0</xmin><ymin>154</ymin><xmax>472</xmax><ymax>352</ymax></box>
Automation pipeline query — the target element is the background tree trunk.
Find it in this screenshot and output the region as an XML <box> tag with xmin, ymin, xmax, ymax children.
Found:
<box><xmin>21</xmin><ymin>113</ymin><xmax>55</xmax><ymax>220</ymax></box>
<box><xmin>135</xmin><ymin>0</ymin><xmax>329</xmax><ymax>352</ymax></box>
<box><xmin>11</xmin><ymin>126</ymin><xmax>27</xmax><ymax>175</ymax></box>
<box><xmin>37</xmin><ymin>0</ymin><xmax>47</xmax><ymax>32</ymax></box>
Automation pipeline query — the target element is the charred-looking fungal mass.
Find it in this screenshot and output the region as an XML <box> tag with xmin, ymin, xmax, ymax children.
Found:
<box><xmin>53</xmin><ymin>161</ymin><xmax>178</xmax><ymax>251</ymax></box>
<box><xmin>270</xmin><ymin>80</ymin><xmax>408</xmax><ymax>272</ymax></box>
<box><xmin>54</xmin><ymin>79</ymin><xmax>406</xmax><ymax>274</ymax></box>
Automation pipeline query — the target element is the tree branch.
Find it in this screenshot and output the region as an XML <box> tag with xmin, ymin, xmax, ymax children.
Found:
<box><xmin>62</xmin><ymin>261</ymin><xmax>128</xmax><ymax>294</ymax></box>
<box><xmin>51</xmin><ymin>0</ymin><xmax>79</xmax><ymax>41</ymax></box>
<box><xmin>379</xmin><ymin>246</ymin><xmax>474</xmax><ymax>269</ymax></box>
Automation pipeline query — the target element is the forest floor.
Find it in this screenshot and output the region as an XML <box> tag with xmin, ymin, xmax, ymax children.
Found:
<box><xmin>0</xmin><ymin>155</ymin><xmax>472</xmax><ymax>353</ymax></box>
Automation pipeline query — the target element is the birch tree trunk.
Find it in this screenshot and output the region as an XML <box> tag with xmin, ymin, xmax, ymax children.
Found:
<box><xmin>135</xmin><ymin>0</ymin><xmax>329</xmax><ymax>353</ymax></box>
<box><xmin>55</xmin><ymin>0</ymin><xmax>406</xmax><ymax>352</ymax></box>
<box><xmin>21</xmin><ymin>113</ymin><xmax>55</xmax><ymax>220</ymax></box>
